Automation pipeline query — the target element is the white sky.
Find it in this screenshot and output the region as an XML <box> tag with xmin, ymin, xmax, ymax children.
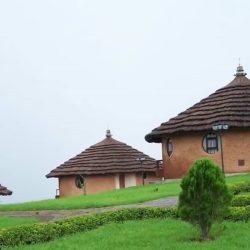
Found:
<box><xmin>1</xmin><ymin>0</ymin><xmax>250</xmax><ymax>203</ymax></box>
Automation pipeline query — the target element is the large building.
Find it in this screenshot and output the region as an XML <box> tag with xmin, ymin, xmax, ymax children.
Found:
<box><xmin>0</xmin><ymin>184</ymin><xmax>12</xmax><ymax>196</ymax></box>
<box><xmin>145</xmin><ymin>65</ymin><xmax>250</xmax><ymax>178</ymax></box>
<box><xmin>47</xmin><ymin>130</ymin><xmax>161</xmax><ymax>198</ymax></box>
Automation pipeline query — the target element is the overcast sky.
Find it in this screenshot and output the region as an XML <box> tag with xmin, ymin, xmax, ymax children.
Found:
<box><xmin>1</xmin><ymin>0</ymin><xmax>250</xmax><ymax>203</ymax></box>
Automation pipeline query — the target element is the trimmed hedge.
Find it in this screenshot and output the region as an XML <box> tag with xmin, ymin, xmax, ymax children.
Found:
<box><xmin>0</xmin><ymin>207</ymin><xmax>177</xmax><ymax>248</ymax></box>
<box><xmin>231</xmin><ymin>194</ymin><xmax>250</xmax><ymax>207</ymax></box>
<box><xmin>0</xmin><ymin>206</ymin><xmax>249</xmax><ymax>248</ymax></box>
<box><xmin>228</xmin><ymin>181</ymin><xmax>250</xmax><ymax>195</ymax></box>
<box><xmin>225</xmin><ymin>206</ymin><xmax>250</xmax><ymax>222</ymax></box>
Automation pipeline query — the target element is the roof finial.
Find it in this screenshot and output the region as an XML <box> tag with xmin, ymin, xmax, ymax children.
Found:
<box><xmin>235</xmin><ymin>61</ymin><xmax>247</xmax><ymax>77</ymax></box>
<box><xmin>106</xmin><ymin>129</ymin><xmax>112</xmax><ymax>138</ymax></box>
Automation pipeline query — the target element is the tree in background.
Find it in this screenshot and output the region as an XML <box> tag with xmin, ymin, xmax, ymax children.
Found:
<box><xmin>178</xmin><ymin>159</ymin><xmax>232</xmax><ymax>240</ymax></box>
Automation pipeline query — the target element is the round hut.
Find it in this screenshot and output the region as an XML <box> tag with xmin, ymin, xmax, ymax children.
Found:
<box><xmin>47</xmin><ymin>130</ymin><xmax>160</xmax><ymax>198</ymax></box>
<box><xmin>0</xmin><ymin>184</ymin><xmax>12</xmax><ymax>196</ymax></box>
<box><xmin>145</xmin><ymin>65</ymin><xmax>250</xmax><ymax>178</ymax></box>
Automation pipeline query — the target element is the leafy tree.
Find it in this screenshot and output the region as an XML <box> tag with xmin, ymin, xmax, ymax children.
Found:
<box><xmin>178</xmin><ymin>159</ymin><xmax>232</xmax><ymax>240</ymax></box>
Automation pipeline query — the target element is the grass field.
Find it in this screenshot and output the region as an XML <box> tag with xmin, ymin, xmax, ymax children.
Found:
<box><xmin>0</xmin><ymin>217</ymin><xmax>38</xmax><ymax>229</ymax></box>
<box><xmin>0</xmin><ymin>173</ymin><xmax>250</xmax><ymax>212</ymax></box>
<box><xmin>6</xmin><ymin>218</ymin><xmax>250</xmax><ymax>250</ymax></box>
<box><xmin>0</xmin><ymin>181</ymin><xmax>180</xmax><ymax>211</ymax></box>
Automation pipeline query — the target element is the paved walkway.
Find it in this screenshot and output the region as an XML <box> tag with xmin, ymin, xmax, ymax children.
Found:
<box><xmin>0</xmin><ymin>197</ymin><xmax>178</xmax><ymax>222</ymax></box>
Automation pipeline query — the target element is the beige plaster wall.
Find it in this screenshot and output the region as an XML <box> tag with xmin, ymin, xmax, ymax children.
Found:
<box><xmin>58</xmin><ymin>172</ymin><xmax>158</xmax><ymax>198</ymax></box>
<box><xmin>125</xmin><ymin>173</ymin><xmax>137</xmax><ymax>187</ymax></box>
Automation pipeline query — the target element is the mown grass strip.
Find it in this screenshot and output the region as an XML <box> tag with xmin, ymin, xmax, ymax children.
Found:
<box><xmin>0</xmin><ymin>217</ymin><xmax>38</xmax><ymax>229</ymax></box>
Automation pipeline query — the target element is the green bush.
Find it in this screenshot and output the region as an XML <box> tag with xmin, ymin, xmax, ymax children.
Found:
<box><xmin>231</xmin><ymin>194</ymin><xmax>250</xmax><ymax>207</ymax></box>
<box><xmin>0</xmin><ymin>207</ymin><xmax>177</xmax><ymax>248</ymax></box>
<box><xmin>225</xmin><ymin>206</ymin><xmax>250</xmax><ymax>222</ymax></box>
<box><xmin>228</xmin><ymin>181</ymin><xmax>250</xmax><ymax>195</ymax></box>
<box><xmin>178</xmin><ymin>159</ymin><xmax>232</xmax><ymax>240</ymax></box>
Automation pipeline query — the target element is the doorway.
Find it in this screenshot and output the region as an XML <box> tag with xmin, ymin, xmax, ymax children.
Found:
<box><xmin>119</xmin><ymin>174</ymin><xmax>125</xmax><ymax>188</ymax></box>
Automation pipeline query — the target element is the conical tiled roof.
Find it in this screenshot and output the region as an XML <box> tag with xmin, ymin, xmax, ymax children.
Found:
<box><xmin>0</xmin><ymin>184</ymin><xmax>12</xmax><ymax>196</ymax></box>
<box><xmin>47</xmin><ymin>130</ymin><xmax>158</xmax><ymax>178</ymax></box>
<box><xmin>146</xmin><ymin>65</ymin><xmax>250</xmax><ymax>143</ymax></box>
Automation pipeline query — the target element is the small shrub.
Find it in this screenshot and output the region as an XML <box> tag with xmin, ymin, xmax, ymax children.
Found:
<box><xmin>178</xmin><ymin>159</ymin><xmax>232</xmax><ymax>240</ymax></box>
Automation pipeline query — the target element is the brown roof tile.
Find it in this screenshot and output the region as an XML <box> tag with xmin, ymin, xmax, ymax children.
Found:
<box><xmin>0</xmin><ymin>184</ymin><xmax>12</xmax><ymax>196</ymax></box>
<box><xmin>47</xmin><ymin>130</ymin><xmax>158</xmax><ymax>178</ymax></box>
<box><xmin>146</xmin><ymin>66</ymin><xmax>250</xmax><ymax>143</ymax></box>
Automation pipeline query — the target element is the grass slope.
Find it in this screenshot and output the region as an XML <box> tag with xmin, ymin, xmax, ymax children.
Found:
<box><xmin>1</xmin><ymin>173</ymin><xmax>250</xmax><ymax>211</ymax></box>
<box><xmin>0</xmin><ymin>217</ymin><xmax>38</xmax><ymax>229</ymax></box>
<box><xmin>0</xmin><ymin>181</ymin><xmax>180</xmax><ymax>211</ymax></box>
<box><xmin>7</xmin><ymin>218</ymin><xmax>250</xmax><ymax>250</ymax></box>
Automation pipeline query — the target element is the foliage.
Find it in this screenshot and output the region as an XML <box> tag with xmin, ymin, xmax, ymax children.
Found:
<box><xmin>228</xmin><ymin>181</ymin><xmax>250</xmax><ymax>195</ymax></box>
<box><xmin>225</xmin><ymin>206</ymin><xmax>250</xmax><ymax>222</ymax></box>
<box><xmin>6</xmin><ymin>219</ymin><xmax>250</xmax><ymax>250</ymax></box>
<box><xmin>0</xmin><ymin>207</ymin><xmax>177</xmax><ymax>248</ymax></box>
<box><xmin>231</xmin><ymin>193</ymin><xmax>250</xmax><ymax>207</ymax></box>
<box><xmin>178</xmin><ymin>159</ymin><xmax>232</xmax><ymax>240</ymax></box>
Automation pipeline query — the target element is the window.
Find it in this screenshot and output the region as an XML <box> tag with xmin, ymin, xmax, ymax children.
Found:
<box><xmin>167</xmin><ymin>138</ymin><xmax>173</xmax><ymax>157</ymax></box>
<box><xmin>238</xmin><ymin>159</ymin><xmax>245</xmax><ymax>167</ymax></box>
<box><xmin>75</xmin><ymin>175</ymin><xmax>85</xmax><ymax>189</ymax></box>
<box><xmin>202</xmin><ymin>133</ymin><xmax>219</xmax><ymax>154</ymax></box>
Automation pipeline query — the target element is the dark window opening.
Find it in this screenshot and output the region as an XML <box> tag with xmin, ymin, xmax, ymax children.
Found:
<box><xmin>203</xmin><ymin>133</ymin><xmax>218</xmax><ymax>154</ymax></box>
<box><xmin>167</xmin><ymin>139</ymin><xmax>173</xmax><ymax>157</ymax></box>
<box><xmin>143</xmin><ymin>172</ymin><xmax>147</xmax><ymax>179</ymax></box>
<box><xmin>238</xmin><ymin>159</ymin><xmax>245</xmax><ymax>167</ymax></box>
<box><xmin>75</xmin><ymin>175</ymin><xmax>85</xmax><ymax>189</ymax></box>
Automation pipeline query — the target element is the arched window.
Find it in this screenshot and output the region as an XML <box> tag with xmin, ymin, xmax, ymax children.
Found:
<box><xmin>167</xmin><ymin>138</ymin><xmax>173</xmax><ymax>157</ymax></box>
<box><xmin>75</xmin><ymin>175</ymin><xmax>85</xmax><ymax>189</ymax></box>
<box><xmin>202</xmin><ymin>133</ymin><xmax>219</xmax><ymax>154</ymax></box>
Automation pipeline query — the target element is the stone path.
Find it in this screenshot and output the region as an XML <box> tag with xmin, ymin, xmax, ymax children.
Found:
<box><xmin>0</xmin><ymin>197</ymin><xmax>178</xmax><ymax>222</ymax></box>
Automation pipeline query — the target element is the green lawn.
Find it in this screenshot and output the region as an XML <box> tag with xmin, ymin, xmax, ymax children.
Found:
<box><xmin>0</xmin><ymin>217</ymin><xmax>38</xmax><ymax>229</ymax></box>
<box><xmin>225</xmin><ymin>173</ymin><xmax>250</xmax><ymax>184</ymax></box>
<box><xmin>6</xmin><ymin>218</ymin><xmax>250</xmax><ymax>250</ymax></box>
<box><xmin>0</xmin><ymin>181</ymin><xmax>180</xmax><ymax>211</ymax></box>
<box><xmin>1</xmin><ymin>173</ymin><xmax>249</xmax><ymax>212</ymax></box>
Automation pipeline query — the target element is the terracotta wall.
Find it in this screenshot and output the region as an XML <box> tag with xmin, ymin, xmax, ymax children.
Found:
<box><xmin>59</xmin><ymin>176</ymin><xmax>84</xmax><ymax>197</ymax></box>
<box><xmin>58</xmin><ymin>175</ymin><xmax>116</xmax><ymax>197</ymax></box>
<box><xmin>162</xmin><ymin>130</ymin><xmax>250</xmax><ymax>179</ymax></box>
<box><xmin>85</xmin><ymin>175</ymin><xmax>116</xmax><ymax>194</ymax></box>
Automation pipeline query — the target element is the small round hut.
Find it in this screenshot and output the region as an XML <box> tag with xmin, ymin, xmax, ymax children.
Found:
<box><xmin>146</xmin><ymin>65</ymin><xmax>250</xmax><ymax>178</ymax></box>
<box><xmin>47</xmin><ymin>130</ymin><xmax>161</xmax><ymax>198</ymax></box>
<box><xmin>0</xmin><ymin>184</ymin><xmax>12</xmax><ymax>196</ymax></box>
